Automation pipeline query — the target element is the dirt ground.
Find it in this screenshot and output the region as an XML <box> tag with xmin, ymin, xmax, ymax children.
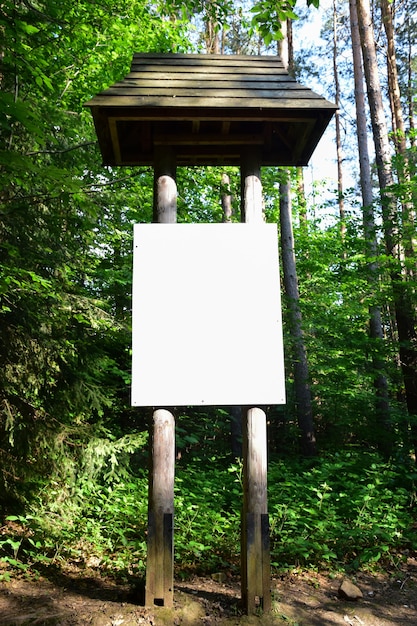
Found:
<box><xmin>0</xmin><ymin>559</ymin><xmax>416</xmax><ymax>626</ymax></box>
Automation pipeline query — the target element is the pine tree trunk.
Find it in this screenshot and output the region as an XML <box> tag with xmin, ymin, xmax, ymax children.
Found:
<box><xmin>278</xmin><ymin>21</ymin><xmax>316</xmax><ymax>457</ymax></box>
<box><xmin>349</xmin><ymin>0</ymin><xmax>392</xmax><ymax>457</ymax></box>
<box><xmin>221</xmin><ymin>172</ymin><xmax>232</xmax><ymax>222</ymax></box>
<box><xmin>296</xmin><ymin>167</ymin><xmax>307</xmax><ymax>232</ymax></box>
<box><xmin>279</xmin><ymin>177</ymin><xmax>316</xmax><ymax>457</ymax></box>
<box><xmin>332</xmin><ymin>0</ymin><xmax>346</xmax><ymax>235</ymax></box>
<box><xmin>380</xmin><ymin>0</ymin><xmax>416</xmax><ymax>272</ymax></box>
<box><xmin>357</xmin><ymin>0</ymin><xmax>417</xmax><ymax>459</ymax></box>
<box><xmin>404</xmin><ymin>7</ymin><xmax>415</xmax><ymax>148</ymax></box>
<box><xmin>380</xmin><ymin>0</ymin><xmax>406</xmax><ymax>155</ymax></box>
<box><xmin>204</xmin><ymin>0</ymin><xmax>220</xmax><ymax>53</ymax></box>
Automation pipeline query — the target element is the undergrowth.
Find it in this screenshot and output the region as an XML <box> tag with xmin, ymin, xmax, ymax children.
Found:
<box><xmin>1</xmin><ymin>449</ymin><xmax>416</xmax><ymax>582</ymax></box>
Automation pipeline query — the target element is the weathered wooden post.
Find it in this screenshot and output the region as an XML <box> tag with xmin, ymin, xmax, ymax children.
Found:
<box><xmin>241</xmin><ymin>150</ymin><xmax>263</xmax><ymax>224</ymax></box>
<box><xmin>240</xmin><ymin>149</ymin><xmax>271</xmax><ymax>613</ymax></box>
<box><xmin>242</xmin><ymin>409</ymin><xmax>270</xmax><ymax>612</ymax></box>
<box><xmin>153</xmin><ymin>147</ymin><xmax>177</xmax><ymax>224</ymax></box>
<box><xmin>145</xmin><ymin>147</ymin><xmax>176</xmax><ymax>607</ymax></box>
<box><xmin>146</xmin><ymin>409</ymin><xmax>175</xmax><ymax>607</ymax></box>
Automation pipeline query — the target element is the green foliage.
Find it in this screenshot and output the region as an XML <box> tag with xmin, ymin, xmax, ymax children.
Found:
<box><xmin>0</xmin><ymin>0</ymin><xmax>188</xmax><ymax>506</ymax></box>
<box><xmin>251</xmin><ymin>0</ymin><xmax>299</xmax><ymax>46</ymax></box>
<box><xmin>175</xmin><ymin>459</ymin><xmax>241</xmax><ymax>573</ymax></box>
<box><xmin>260</xmin><ymin>167</ymin><xmax>415</xmax><ymax>454</ymax></box>
<box><xmin>177</xmin><ymin>166</ymin><xmax>241</xmax><ymax>223</ymax></box>
<box><xmin>294</xmin><ymin>213</ymin><xmax>383</xmax><ymax>444</ymax></box>
<box><xmin>1</xmin><ymin>450</ymin><xmax>415</xmax><ymax>581</ymax></box>
<box><xmin>0</xmin><ymin>431</ymin><xmax>149</xmax><ymax>580</ymax></box>
<box><xmin>176</xmin><ymin>407</ymin><xmax>236</xmax><ymax>459</ymax></box>
<box><xmin>250</xmin><ymin>0</ymin><xmax>319</xmax><ymax>47</ymax></box>
<box><xmin>268</xmin><ymin>451</ymin><xmax>417</xmax><ymax>569</ymax></box>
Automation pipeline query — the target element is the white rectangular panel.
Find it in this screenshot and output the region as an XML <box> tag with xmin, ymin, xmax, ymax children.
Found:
<box><xmin>131</xmin><ymin>223</ymin><xmax>285</xmax><ymax>406</ymax></box>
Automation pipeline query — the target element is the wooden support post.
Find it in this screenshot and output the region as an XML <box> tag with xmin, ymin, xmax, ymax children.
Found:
<box><xmin>241</xmin><ymin>409</ymin><xmax>270</xmax><ymax>613</ymax></box>
<box><xmin>153</xmin><ymin>147</ymin><xmax>177</xmax><ymax>224</ymax></box>
<box><xmin>241</xmin><ymin>150</ymin><xmax>264</xmax><ymax>224</ymax></box>
<box><xmin>146</xmin><ymin>148</ymin><xmax>176</xmax><ymax>607</ymax></box>
<box><xmin>145</xmin><ymin>409</ymin><xmax>175</xmax><ymax>607</ymax></box>
<box><xmin>240</xmin><ymin>149</ymin><xmax>271</xmax><ymax>613</ymax></box>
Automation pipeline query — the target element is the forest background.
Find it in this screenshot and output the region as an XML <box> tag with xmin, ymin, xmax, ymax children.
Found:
<box><xmin>0</xmin><ymin>0</ymin><xmax>417</xmax><ymax>586</ymax></box>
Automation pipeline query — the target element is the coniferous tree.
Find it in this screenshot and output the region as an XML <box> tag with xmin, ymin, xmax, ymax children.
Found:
<box><xmin>332</xmin><ymin>0</ymin><xmax>346</xmax><ymax>237</ymax></box>
<box><xmin>356</xmin><ymin>0</ymin><xmax>417</xmax><ymax>458</ymax></box>
<box><xmin>380</xmin><ymin>0</ymin><xmax>416</xmax><ymax>278</ymax></box>
<box><xmin>398</xmin><ymin>0</ymin><xmax>417</xmax><ymax>146</ymax></box>
<box><xmin>279</xmin><ymin>21</ymin><xmax>316</xmax><ymax>457</ymax></box>
<box><xmin>349</xmin><ymin>0</ymin><xmax>392</xmax><ymax>456</ymax></box>
<box><xmin>0</xmin><ymin>0</ymin><xmax>189</xmax><ymax>503</ymax></box>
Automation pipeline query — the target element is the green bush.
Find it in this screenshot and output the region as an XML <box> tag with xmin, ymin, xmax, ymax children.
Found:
<box><xmin>268</xmin><ymin>451</ymin><xmax>417</xmax><ymax>569</ymax></box>
<box><xmin>1</xmin><ymin>449</ymin><xmax>416</xmax><ymax>580</ymax></box>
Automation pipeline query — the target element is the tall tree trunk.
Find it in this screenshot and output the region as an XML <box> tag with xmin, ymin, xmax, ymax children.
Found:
<box><xmin>332</xmin><ymin>0</ymin><xmax>346</xmax><ymax>237</ymax></box>
<box><xmin>380</xmin><ymin>0</ymin><xmax>416</xmax><ymax>272</ymax></box>
<box><xmin>280</xmin><ymin>176</ymin><xmax>316</xmax><ymax>456</ymax></box>
<box><xmin>296</xmin><ymin>167</ymin><xmax>307</xmax><ymax>232</ymax></box>
<box><xmin>204</xmin><ymin>0</ymin><xmax>220</xmax><ymax>53</ymax></box>
<box><xmin>405</xmin><ymin>9</ymin><xmax>415</xmax><ymax>148</ymax></box>
<box><xmin>278</xmin><ymin>21</ymin><xmax>316</xmax><ymax>457</ymax></box>
<box><xmin>380</xmin><ymin>0</ymin><xmax>406</xmax><ymax>155</ymax></box>
<box><xmin>221</xmin><ymin>172</ymin><xmax>232</xmax><ymax>222</ymax></box>
<box><xmin>357</xmin><ymin>0</ymin><xmax>417</xmax><ymax>459</ymax></box>
<box><xmin>349</xmin><ymin>0</ymin><xmax>392</xmax><ymax>457</ymax></box>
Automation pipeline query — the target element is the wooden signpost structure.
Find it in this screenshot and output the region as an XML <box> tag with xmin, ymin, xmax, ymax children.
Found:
<box><xmin>86</xmin><ymin>53</ymin><xmax>336</xmax><ymax>613</ymax></box>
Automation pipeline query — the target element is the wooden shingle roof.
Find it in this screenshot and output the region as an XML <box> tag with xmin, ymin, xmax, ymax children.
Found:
<box><xmin>85</xmin><ymin>53</ymin><xmax>337</xmax><ymax>167</ymax></box>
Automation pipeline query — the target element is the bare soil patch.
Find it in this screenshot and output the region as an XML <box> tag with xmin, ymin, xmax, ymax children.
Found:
<box><xmin>0</xmin><ymin>559</ymin><xmax>416</xmax><ymax>625</ymax></box>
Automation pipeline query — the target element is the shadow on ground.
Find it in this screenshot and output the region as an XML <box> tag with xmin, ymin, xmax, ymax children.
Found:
<box><xmin>0</xmin><ymin>559</ymin><xmax>416</xmax><ymax>625</ymax></box>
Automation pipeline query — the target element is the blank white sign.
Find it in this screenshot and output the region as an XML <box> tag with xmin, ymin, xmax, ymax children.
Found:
<box><xmin>131</xmin><ymin>223</ymin><xmax>285</xmax><ymax>407</ymax></box>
